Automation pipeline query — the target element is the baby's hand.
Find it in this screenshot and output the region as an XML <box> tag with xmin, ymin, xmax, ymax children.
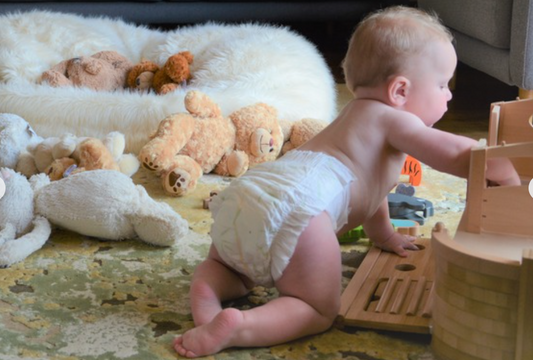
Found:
<box><xmin>373</xmin><ymin>232</ymin><xmax>419</xmax><ymax>257</ymax></box>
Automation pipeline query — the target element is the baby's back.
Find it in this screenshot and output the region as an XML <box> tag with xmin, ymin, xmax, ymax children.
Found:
<box><xmin>299</xmin><ymin>99</ymin><xmax>407</xmax><ymax>228</ymax></box>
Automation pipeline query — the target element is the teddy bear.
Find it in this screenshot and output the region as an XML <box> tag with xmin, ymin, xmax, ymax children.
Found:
<box><xmin>0</xmin><ymin>167</ymin><xmax>189</xmax><ymax>267</ymax></box>
<box><xmin>42</xmin><ymin>137</ymin><xmax>122</xmax><ymax>180</ymax></box>
<box><xmin>214</xmin><ymin>101</ymin><xmax>284</xmax><ymax>176</ymax></box>
<box><xmin>126</xmin><ymin>59</ymin><xmax>160</xmax><ymax>93</ymax></box>
<box><xmin>22</xmin><ymin>133</ymin><xmax>139</xmax><ymax>180</ymax></box>
<box><xmin>138</xmin><ymin>90</ymin><xmax>283</xmax><ymax>196</ymax></box>
<box><xmin>40</xmin><ymin>50</ymin><xmax>133</xmax><ymax>92</ymax></box>
<box><xmin>279</xmin><ymin>117</ymin><xmax>328</xmax><ymax>155</ymax></box>
<box><xmin>127</xmin><ymin>51</ymin><xmax>193</xmax><ymax>95</ymax></box>
<box><xmin>46</xmin><ymin>132</ymin><xmax>140</xmax><ymax>179</ymax></box>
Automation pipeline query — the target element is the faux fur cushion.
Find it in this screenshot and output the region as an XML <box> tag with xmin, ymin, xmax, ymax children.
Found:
<box><xmin>0</xmin><ymin>11</ymin><xmax>336</xmax><ymax>153</ymax></box>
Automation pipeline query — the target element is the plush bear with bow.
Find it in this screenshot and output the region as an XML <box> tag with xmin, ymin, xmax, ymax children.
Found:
<box><xmin>138</xmin><ymin>90</ymin><xmax>284</xmax><ymax>196</ymax></box>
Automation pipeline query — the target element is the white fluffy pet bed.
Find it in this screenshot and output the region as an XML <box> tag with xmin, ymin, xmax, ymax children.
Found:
<box><xmin>0</xmin><ymin>11</ymin><xmax>337</xmax><ymax>153</ymax></box>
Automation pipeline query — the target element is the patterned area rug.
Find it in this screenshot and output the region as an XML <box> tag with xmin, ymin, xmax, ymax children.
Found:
<box><xmin>0</xmin><ymin>158</ymin><xmax>467</xmax><ymax>359</ymax></box>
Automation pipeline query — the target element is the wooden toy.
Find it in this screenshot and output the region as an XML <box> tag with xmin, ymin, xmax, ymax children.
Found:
<box><xmin>338</xmin><ymin>236</ymin><xmax>433</xmax><ymax>334</ymax></box>
<box><xmin>489</xmin><ymin>97</ymin><xmax>533</xmax><ymax>181</ymax></box>
<box><xmin>392</xmin><ymin>219</ymin><xmax>420</xmax><ymax>237</ymax></box>
<box><xmin>431</xmin><ymin>141</ymin><xmax>533</xmax><ymax>360</ymax></box>
<box><xmin>202</xmin><ymin>191</ymin><xmax>218</xmax><ymax>209</ymax></box>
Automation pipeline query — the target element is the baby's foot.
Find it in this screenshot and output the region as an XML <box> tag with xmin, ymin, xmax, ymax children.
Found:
<box><xmin>174</xmin><ymin>308</ymin><xmax>243</xmax><ymax>358</ymax></box>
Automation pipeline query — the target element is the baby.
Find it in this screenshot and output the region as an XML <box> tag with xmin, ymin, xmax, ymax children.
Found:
<box><xmin>174</xmin><ymin>5</ymin><xmax>520</xmax><ymax>358</ymax></box>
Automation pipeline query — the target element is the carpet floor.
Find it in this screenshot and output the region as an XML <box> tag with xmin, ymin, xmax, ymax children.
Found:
<box><xmin>0</xmin><ymin>86</ymin><xmax>470</xmax><ymax>360</ymax></box>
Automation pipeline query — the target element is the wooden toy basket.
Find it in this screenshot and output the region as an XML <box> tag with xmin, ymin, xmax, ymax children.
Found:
<box><xmin>431</xmin><ymin>140</ymin><xmax>533</xmax><ymax>360</ymax></box>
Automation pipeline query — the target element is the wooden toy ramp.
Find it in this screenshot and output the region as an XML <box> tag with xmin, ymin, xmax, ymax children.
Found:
<box><xmin>338</xmin><ymin>237</ymin><xmax>434</xmax><ymax>334</ymax></box>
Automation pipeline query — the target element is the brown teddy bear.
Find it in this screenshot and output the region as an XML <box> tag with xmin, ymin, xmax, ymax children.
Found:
<box><xmin>138</xmin><ymin>90</ymin><xmax>284</xmax><ymax>196</ymax></box>
<box><xmin>127</xmin><ymin>51</ymin><xmax>194</xmax><ymax>95</ymax></box>
<box><xmin>126</xmin><ymin>60</ymin><xmax>160</xmax><ymax>93</ymax></box>
<box><xmin>41</xmin><ymin>50</ymin><xmax>133</xmax><ymax>91</ymax></box>
<box><xmin>279</xmin><ymin>118</ymin><xmax>328</xmax><ymax>155</ymax></box>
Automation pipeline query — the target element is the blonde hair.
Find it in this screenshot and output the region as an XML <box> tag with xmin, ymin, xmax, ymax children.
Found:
<box><xmin>342</xmin><ymin>6</ymin><xmax>453</xmax><ymax>93</ymax></box>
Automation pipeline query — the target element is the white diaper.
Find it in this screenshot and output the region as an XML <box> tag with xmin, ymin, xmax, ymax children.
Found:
<box><xmin>210</xmin><ymin>150</ymin><xmax>356</xmax><ymax>287</ymax></box>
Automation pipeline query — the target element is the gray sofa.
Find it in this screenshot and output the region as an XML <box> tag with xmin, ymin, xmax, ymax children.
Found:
<box><xmin>418</xmin><ymin>0</ymin><xmax>533</xmax><ymax>93</ymax></box>
<box><xmin>0</xmin><ymin>1</ymin><xmax>408</xmax><ymax>25</ymax></box>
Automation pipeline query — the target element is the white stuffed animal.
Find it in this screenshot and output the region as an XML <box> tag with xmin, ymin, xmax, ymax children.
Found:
<box><xmin>0</xmin><ymin>168</ymin><xmax>189</xmax><ymax>267</ymax></box>
<box><xmin>0</xmin><ymin>113</ymin><xmax>43</xmax><ymax>174</ymax></box>
<box><xmin>0</xmin><ymin>168</ymin><xmax>51</xmax><ymax>267</ymax></box>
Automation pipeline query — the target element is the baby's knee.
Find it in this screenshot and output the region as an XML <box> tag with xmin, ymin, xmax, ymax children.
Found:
<box><xmin>314</xmin><ymin>298</ymin><xmax>341</xmax><ymax>330</ymax></box>
<box><xmin>189</xmin><ymin>278</ymin><xmax>213</xmax><ymax>299</ymax></box>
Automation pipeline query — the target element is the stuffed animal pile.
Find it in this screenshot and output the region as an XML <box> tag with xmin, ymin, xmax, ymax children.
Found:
<box><xmin>0</xmin><ymin>168</ymin><xmax>189</xmax><ymax>267</ymax></box>
<box><xmin>41</xmin><ymin>50</ymin><xmax>133</xmax><ymax>92</ymax></box>
<box><xmin>138</xmin><ymin>90</ymin><xmax>284</xmax><ymax>196</ymax></box>
<box><xmin>0</xmin><ymin>113</ymin><xmax>139</xmax><ymax>180</ymax></box>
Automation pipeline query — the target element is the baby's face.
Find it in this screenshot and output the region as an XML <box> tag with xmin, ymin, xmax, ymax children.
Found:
<box><xmin>403</xmin><ymin>40</ymin><xmax>457</xmax><ymax>126</ymax></box>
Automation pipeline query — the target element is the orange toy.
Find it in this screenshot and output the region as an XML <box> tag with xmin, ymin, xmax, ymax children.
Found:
<box><xmin>401</xmin><ymin>155</ymin><xmax>422</xmax><ymax>186</ymax></box>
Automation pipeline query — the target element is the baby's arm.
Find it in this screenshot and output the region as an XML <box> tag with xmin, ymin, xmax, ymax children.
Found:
<box><xmin>486</xmin><ymin>157</ymin><xmax>521</xmax><ymax>186</ymax></box>
<box><xmin>387</xmin><ymin>113</ymin><xmax>520</xmax><ymax>185</ymax></box>
<box><xmin>363</xmin><ymin>198</ymin><xmax>418</xmax><ymax>257</ymax></box>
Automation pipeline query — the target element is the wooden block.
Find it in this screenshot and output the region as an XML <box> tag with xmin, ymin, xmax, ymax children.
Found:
<box><xmin>338</xmin><ymin>237</ymin><xmax>433</xmax><ymax>334</ymax></box>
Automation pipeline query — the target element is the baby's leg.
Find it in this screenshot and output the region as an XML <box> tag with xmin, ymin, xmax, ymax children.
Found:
<box><xmin>189</xmin><ymin>245</ymin><xmax>250</xmax><ymax>326</ymax></box>
<box><xmin>175</xmin><ymin>211</ymin><xmax>341</xmax><ymax>358</ymax></box>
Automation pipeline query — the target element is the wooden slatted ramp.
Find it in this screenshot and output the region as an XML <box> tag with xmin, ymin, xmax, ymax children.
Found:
<box><xmin>338</xmin><ymin>237</ymin><xmax>433</xmax><ymax>334</ymax></box>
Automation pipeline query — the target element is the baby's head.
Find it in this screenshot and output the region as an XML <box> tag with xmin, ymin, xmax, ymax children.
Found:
<box><xmin>342</xmin><ymin>6</ymin><xmax>453</xmax><ymax>94</ymax></box>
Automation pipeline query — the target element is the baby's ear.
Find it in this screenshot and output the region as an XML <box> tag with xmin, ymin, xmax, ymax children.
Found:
<box><xmin>388</xmin><ymin>76</ymin><xmax>410</xmax><ymax>106</ymax></box>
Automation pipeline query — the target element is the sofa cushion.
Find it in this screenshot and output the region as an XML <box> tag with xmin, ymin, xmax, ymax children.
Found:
<box><xmin>418</xmin><ymin>0</ymin><xmax>513</xmax><ymax>49</ymax></box>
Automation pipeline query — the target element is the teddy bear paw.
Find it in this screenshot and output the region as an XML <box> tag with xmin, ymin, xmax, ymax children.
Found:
<box><xmin>164</xmin><ymin>169</ymin><xmax>192</xmax><ymax>196</ymax></box>
<box><xmin>141</xmin><ymin>157</ymin><xmax>161</xmax><ymax>172</ymax></box>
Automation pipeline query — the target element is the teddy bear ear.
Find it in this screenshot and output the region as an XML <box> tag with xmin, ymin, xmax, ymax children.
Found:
<box><xmin>84</xmin><ymin>60</ymin><xmax>103</xmax><ymax>75</ymax></box>
<box><xmin>178</xmin><ymin>51</ymin><xmax>194</xmax><ymax>64</ymax></box>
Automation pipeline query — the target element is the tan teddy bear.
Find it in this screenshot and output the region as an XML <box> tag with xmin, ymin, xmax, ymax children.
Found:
<box><xmin>138</xmin><ymin>90</ymin><xmax>284</xmax><ymax>196</ymax></box>
<box><xmin>214</xmin><ymin>102</ymin><xmax>284</xmax><ymax>177</ymax></box>
<box><xmin>20</xmin><ymin>132</ymin><xmax>139</xmax><ymax>181</ymax></box>
<box><xmin>44</xmin><ymin>138</ymin><xmax>122</xmax><ymax>181</ymax></box>
<box><xmin>41</xmin><ymin>50</ymin><xmax>133</xmax><ymax>91</ymax></box>
<box><xmin>279</xmin><ymin>118</ymin><xmax>328</xmax><ymax>155</ymax></box>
